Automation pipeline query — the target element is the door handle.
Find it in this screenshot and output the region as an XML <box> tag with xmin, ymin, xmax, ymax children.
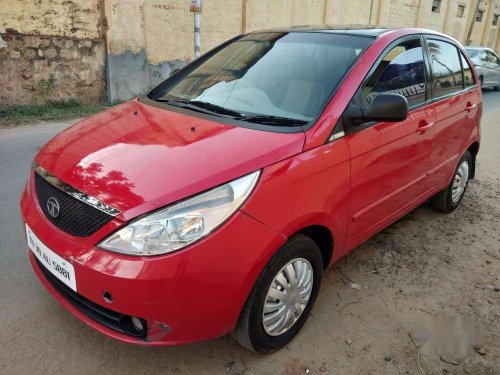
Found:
<box><xmin>416</xmin><ymin>120</ymin><xmax>434</xmax><ymax>134</ymax></box>
<box><xmin>465</xmin><ymin>103</ymin><xmax>477</xmax><ymax>113</ymax></box>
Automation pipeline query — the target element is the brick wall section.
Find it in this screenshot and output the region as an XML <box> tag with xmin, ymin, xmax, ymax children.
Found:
<box><xmin>0</xmin><ymin>33</ymin><xmax>105</xmax><ymax>105</ymax></box>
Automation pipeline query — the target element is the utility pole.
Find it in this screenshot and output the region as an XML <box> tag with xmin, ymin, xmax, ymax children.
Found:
<box><xmin>369</xmin><ymin>0</ymin><xmax>374</xmax><ymax>24</ymax></box>
<box><xmin>190</xmin><ymin>0</ymin><xmax>202</xmax><ymax>58</ymax></box>
<box><xmin>466</xmin><ymin>0</ymin><xmax>482</xmax><ymax>46</ymax></box>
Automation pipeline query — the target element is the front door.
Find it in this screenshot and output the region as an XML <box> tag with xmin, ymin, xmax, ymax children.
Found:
<box><xmin>345</xmin><ymin>36</ymin><xmax>436</xmax><ymax>250</ymax></box>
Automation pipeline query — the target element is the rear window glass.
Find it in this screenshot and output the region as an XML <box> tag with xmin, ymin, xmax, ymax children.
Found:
<box><xmin>460</xmin><ymin>52</ymin><xmax>475</xmax><ymax>88</ymax></box>
<box><xmin>428</xmin><ymin>40</ymin><xmax>463</xmax><ymax>97</ymax></box>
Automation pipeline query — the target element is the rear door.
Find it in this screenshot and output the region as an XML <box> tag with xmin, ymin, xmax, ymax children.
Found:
<box><xmin>345</xmin><ymin>36</ymin><xmax>436</xmax><ymax>249</ymax></box>
<box><xmin>424</xmin><ymin>37</ymin><xmax>478</xmax><ymax>189</ymax></box>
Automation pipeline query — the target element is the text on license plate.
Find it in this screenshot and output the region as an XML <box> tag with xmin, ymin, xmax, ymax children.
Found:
<box><xmin>26</xmin><ymin>224</ymin><xmax>77</xmax><ymax>292</ymax></box>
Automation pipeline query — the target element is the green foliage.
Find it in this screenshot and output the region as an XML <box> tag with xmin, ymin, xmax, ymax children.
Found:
<box><xmin>0</xmin><ymin>99</ymin><xmax>116</xmax><ymax>126</ymax></box>
<box><xmin>38</xmin><ymin>74</ymin><xmax>56</xmax><ymax>102</ymax></box>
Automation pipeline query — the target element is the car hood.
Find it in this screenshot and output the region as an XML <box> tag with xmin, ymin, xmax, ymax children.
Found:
<box><xmin>35</xmin><ymin>100</ymin><xmax>305</xmax><ymax>221</ymax></box>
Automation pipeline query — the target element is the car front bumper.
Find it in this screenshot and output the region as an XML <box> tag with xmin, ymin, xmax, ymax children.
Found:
<box><xmin>20</xmin><ymin>175</ymin><xmax>286</xmax><ymax>345</ymax></box>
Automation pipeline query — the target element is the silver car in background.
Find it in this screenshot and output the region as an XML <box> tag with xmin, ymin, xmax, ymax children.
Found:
<box><xmin>465</xmin><ymin>47</ymin><xmax>500</xmax><ymax>91</ymax></box>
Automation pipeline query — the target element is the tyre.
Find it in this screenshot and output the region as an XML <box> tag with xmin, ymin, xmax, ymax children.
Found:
<box><xmin>232</xmin><ymin>234</ymin><xmax>323</xmax><ymax>353</ymax></box>
<box><xmin>494</xmin><ymin>81</ymin><xmax>500</xmax><ymax>91</ymax></box>
<box><xmin>430</xmin><ymin>151</ymin><xmax>472</xmax><ymax>213</ymax></box>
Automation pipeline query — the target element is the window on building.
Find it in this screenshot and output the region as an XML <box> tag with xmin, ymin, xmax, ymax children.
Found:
<box><xmin>457</xmin><ymin>5</ymin><xmax>466</xmax><ymax>18</ymax></box>
<box><xmin>427</xmin><ymin>40</ymin><xmax>463</xmax><ymax>97</ymax></box>
<box><xmin>358</xmin><ymin>39</ymin><xmax>426</xmax><ymax>108</ymax></box>
<box><xmin>476</xmin><ymin>10</ymin><xmax>484</xmax><ymax>22</ymax></box>
<box><xmin>493</xmin><ymin>14</ymin><xmax>499</xmax><ymax>26</ymax></box>
<box><xmin>432</xmin><ymin>0</ymin><xmax>442</xmax><ymax>13</ymax></box>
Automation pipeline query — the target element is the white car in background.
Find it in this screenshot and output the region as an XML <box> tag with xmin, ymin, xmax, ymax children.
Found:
<box><xmin>465</xmin><ymin>47</ymin><xmax>500</xmax><ymax>90</ymax></box>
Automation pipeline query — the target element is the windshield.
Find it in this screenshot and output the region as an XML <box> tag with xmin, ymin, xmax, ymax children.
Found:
<box><xmin>149</xmin><ymin>32</ymin><xmax>373</xmax><ymax>125</ymax></box>
<box><xmin>465</xmin><ymin>48</ymin><xmax>480</xmax><ymax>58</ymax></box>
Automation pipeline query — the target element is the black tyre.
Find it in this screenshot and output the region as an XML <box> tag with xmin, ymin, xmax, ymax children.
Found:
<box><xmin>232</xmin><ymin>234</ymin><xmax>323</xmax><ymax>353</ymax></box>
<box><xmin>430</xmin><ymin>151</ymin><xmax>472</xmax><ymax>213</ymax></box>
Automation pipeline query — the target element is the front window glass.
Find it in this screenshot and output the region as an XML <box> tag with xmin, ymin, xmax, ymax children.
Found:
<box><xmin>357</xmin><ymin>39</ymin><xmax>426</xmax><ymax>108</ymax></box>
<box><xmin>149</xmin><ymin>32</ymin><xmax>373</xmax><ymax>125</ymax></box>
<box><xmin>428</xmin><ymin>40</ymin><xmax>463</xmax><ymax>97</ymax></box>
<box><xmin>486</xmin><ymin>52</ymin><xmax>500</xmax><ymax>65</ymax></box>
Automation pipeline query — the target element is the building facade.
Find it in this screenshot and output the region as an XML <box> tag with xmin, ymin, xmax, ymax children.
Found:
<box><xmin>1</xmin><ymin>0</ymin><xmax>499</xmax><ymax>106</ymax></box>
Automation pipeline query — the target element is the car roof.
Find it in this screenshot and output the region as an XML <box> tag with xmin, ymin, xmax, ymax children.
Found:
<box><xmin>247</xmin><ymin>25</ymin><xmax>459</xmax><ymax>40</ymax></box>
<box><xmin>248</xmin><ymin>25</ymin><xmax>390</xmax><ymax>38</ymax></box>
<box><xmin>465</xmin><ymin>46</ymin><xmax>496</xmax><ymax>52</ymax></box>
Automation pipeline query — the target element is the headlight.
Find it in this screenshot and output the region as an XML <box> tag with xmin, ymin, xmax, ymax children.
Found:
<box><xmin>98</xmin><ymin>170</ymin><xmax>260</xmax><ymax>256</ymax></box>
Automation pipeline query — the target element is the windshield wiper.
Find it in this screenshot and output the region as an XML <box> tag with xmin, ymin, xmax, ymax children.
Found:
<box><xmin>188</xmin><ymin>101</ymin><xmax>246</xmax><ymax>118</ymax></box>
<box><xmin>156</xmin><ymin>99</ymin><xmax>244</xmax><ymax>119</ymax></box>
<box><xmin>156</xmin><ymin>99</ymin><xmax>308</xmax><ymax>126</ymax></box>
<box><xmin>239</xmin><ymin>115</ymin><xmax>308</xmax><ymax>126</ymax></box>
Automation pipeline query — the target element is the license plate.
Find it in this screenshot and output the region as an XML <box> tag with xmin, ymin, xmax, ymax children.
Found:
<box><xmin>26</xmin><ymin>224</ymin><xmax>77</xmax><ymax>292</ymax></box>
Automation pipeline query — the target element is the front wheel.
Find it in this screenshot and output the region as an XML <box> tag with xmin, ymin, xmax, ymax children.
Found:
<box><xmin>430</xmin><ymin>151</ymin><xmax>472</xmax><ymax>213</ymax></box>
<box><xmin>232</xmin><ymin>234</ymin><xmax>323</xmax><ymax>353</ymax></box>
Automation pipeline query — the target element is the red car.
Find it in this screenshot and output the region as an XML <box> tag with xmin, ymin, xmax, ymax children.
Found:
<box><xmin>20</xmin><ymin>26</ymin><xmax>481</xmax><ymax>352</ymax></box>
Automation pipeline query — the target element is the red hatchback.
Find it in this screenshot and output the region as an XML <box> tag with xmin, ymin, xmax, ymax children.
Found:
<box><xmin>21</xmin><ymin>26</ymin><xmax>481</xmax><ymax>352</ymax></box>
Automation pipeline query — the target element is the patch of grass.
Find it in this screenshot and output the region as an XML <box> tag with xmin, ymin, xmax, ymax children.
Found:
<box><xmin>0</xmin><ymin>99</ymin><xmax>116</xmax><ymax>126</ymax></box>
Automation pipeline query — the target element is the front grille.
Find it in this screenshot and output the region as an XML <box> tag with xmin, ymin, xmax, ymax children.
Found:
<box><xmin>34</xmin><ymin>172</ymin><xmax>113</xmax><ymax>237</ymax></box>
<box><xmin>34</xmin><ymin>257</ymin><xmax>147</xmax><ymax>339</ymax></box>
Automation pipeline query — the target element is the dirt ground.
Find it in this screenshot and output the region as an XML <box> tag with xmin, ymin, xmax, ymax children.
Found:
<box><xmin>0</xmin><ymin>91</ymin><xmax>498</xmax><ymax>374</ymax></box>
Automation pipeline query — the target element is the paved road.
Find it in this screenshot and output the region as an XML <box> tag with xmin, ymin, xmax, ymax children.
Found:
<box><xmin>0</xmin><ymin>91</ymin><xmax>499</xmax><ymax>374</ymax></box>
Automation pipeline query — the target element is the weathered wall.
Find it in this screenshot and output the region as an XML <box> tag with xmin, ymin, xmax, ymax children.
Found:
<box><xmin>468</xmin><ymin>0</ymin><xmax>500</xmax><ymax>48</ymax></box>
<box><xmin>103</xmin><ymin>0</ymin><xmax>500</xmax><ymax>102</ymax></box>
<box><xmin>0</xmin><ymin>0</ymin><xmax>106</xmax><ymax>106</ymax></box>
<box><xmin>0</xmin><ymin>33</ymin><xmax>105</xmax><ymax>105</ymax></box>
<box><xmin>104</xmin><ymin>0</ymin><xmax>242</xmax><ymax>102</ymax></box>
<box><xmin>1</xmin><ymin>0</ymin><xmax>499</xmax><ymax>105</ymax></box>
<box><xmin>0</xmin><ymin>0</ymin><xmax>102</xmax><ymax>38</ymax></box>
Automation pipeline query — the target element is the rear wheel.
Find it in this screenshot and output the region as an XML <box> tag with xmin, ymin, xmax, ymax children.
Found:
<box><xmin>430</xmin><ymin>151</ymin><xmax>472</xmax><ymax>213</ymax></box>
<box><xmin>232</xmin><ymin>234</ymin><xmax>323</xmax><ymax>353</ymax></box>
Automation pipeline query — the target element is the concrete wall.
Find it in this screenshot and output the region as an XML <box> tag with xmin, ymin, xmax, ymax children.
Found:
<box><xmin>0</xmin><ymin>0</ymin><xmax>102</xmax><ymax>38</ymax></box>
<box><xmin>1</xmin><ymin>0</ymin><xmax>499</xmax><ymax>105</ymax></box>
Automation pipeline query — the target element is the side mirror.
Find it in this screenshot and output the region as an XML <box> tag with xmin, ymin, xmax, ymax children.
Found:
<box><xmin>345</xmin><ymin>93</ymin><xmax>409</xmax><ymax>126</ymax></box>
<box><xmin>364</xmin><ymin>93</ymin><xmax>409</xmax><ymax>122</ymax></box>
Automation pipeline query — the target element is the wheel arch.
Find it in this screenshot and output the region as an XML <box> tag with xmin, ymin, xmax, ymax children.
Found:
<box><xmin>467</xmin><ymin>141</ymin><xmax>480</xmax><ymax>179</ymax></box>
<box><xmin>295</xmin><ymin>225</ymin><xmax>334</xmax><ymax>270</ymax></box>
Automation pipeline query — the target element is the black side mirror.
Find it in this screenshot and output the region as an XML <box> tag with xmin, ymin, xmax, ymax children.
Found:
<box><xmin>345</xmin><ymin>93</ymin><xmax>409</xmax><ymax>126</ymax></box>
<box><xmin>364</xmin><ymin>93</ymin><xmax>409</xmax><ymax>122</ymax></box>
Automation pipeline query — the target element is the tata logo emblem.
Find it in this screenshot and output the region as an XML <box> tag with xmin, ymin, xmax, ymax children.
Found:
<box><xmin>46</xmin><ymin>197</ymin><xmax>61</xmax><ymax>218</ymax></box>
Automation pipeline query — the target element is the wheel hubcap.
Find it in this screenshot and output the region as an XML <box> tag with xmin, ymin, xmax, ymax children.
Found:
<box><xmin>452</xmin><ymin>161</ymin><xmax>469</xmax><ymax>203</ymax></box>
<box><xmin>262</xmin><ymin>258</ymin><xmax>313</xmax><ymax>336</ymax></box>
